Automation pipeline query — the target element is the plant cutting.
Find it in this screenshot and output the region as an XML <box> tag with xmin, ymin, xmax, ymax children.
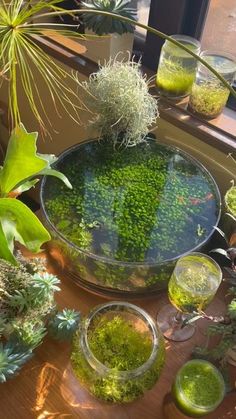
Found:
<box><xmin>1</xmin><ymin>2</ymin><xmax>236</xmax><ymax>136</ymax></box>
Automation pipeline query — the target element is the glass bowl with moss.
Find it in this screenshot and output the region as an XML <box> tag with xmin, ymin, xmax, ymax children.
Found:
<box><xmin>40</xmin><ymin>137</ymin><xmax>221</xmax><ymax>296</ymax></box>
<box><xmin>225</xmin><ymin>185</ymin><xmax>236</xmax><ymax>218</ymax></box>
<box><xmin>70</xmin><ymin>301</ymin><xmax>165</xmax><ymax>403</ymax></box>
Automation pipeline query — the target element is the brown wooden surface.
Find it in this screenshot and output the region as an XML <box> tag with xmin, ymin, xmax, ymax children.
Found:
<box><xmin>0</xmin><ymin>252</ymin><xmax>236</xmax><ymax>419</ymax></box>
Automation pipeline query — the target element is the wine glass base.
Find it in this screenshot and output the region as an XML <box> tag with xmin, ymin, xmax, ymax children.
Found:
<box><xmin>157</xmin><ymin>304</ymin><xmax>196</xmax><ymax>342</ymax></box>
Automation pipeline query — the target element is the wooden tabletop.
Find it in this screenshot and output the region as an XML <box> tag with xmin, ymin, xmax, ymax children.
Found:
<box><xmin>0</xmin><ymin>253</ymin><xmax>235</xmax><ymax>419</ymax></box>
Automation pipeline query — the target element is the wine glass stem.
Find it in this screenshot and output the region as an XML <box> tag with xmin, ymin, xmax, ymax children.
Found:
<box><xmin>173</xmin><ymin>310</ymin><xmax>184</xmax><ymax>325</ymax></box>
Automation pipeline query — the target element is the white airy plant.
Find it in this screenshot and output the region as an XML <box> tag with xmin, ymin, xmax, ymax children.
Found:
<box><xmin>77</xmin><ymin>57</ymin><xmax>158</xmax><ymax>146</ymax></box>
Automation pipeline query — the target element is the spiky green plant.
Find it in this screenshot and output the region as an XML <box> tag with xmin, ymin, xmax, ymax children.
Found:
<box><xmin>0</xmin><ymin>341</ymin><xmax>33</xmax><ymax>383</ymax></box>
<box><xmin>81</xmin><ymin>0</ymin><xmax>137</xmax><ymax>35</ymax></box>
<box><xmin>78</xmin><ymin>58</ymin><xmax>158</xmax><ymax>146</ymax></box>
<box><xmin>0</xmin><ymin>0</ymin><xmax>84</xmax><ymax>135</ymax></box>
<box><xmin>48</xmin><ymin>308</ymin><xmax>81</xmax><ymax>340</ymax></box>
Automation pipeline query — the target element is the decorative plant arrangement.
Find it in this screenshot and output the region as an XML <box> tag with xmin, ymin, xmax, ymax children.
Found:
<box><xmin>42</xmin><ymin>129</ymin><xmax>220</xmax><ymax>293</ymax></box>
<box><xmin>0</xmin><ymin>1</ymin><xmax>236</xmax><ymax>136</ymax></box>
<box><xmin>81</xmin><ymin>0</ymin><xmax>137</xmax><ymax>35</ymax></box>
<box><xmin>0</xmin><ymin>124</ymin><xmax>80</xmax><ymax>382</ymax></box>
<box><xmin>70</xmin><ymin>302</ymin><xmax>165</xmax><ymax>403</ymax></box>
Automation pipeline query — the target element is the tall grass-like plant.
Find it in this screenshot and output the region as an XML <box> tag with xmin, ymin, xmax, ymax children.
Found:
<box><xmin>0</xmin><ymin>3</ymin><xmax>236</xmax><ymax>135</ymax></box>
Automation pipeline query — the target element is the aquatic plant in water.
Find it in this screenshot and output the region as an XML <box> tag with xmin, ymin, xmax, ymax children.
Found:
<box><xmin>43</xmin><ymin>139</ymin><xmax>220</xmax><ymax>290</ymax></box>
<box><xmin>71</xmin><ymin>314</ymin><xmax>165</xmax><ymax>402</ymax></box>
<box><xmin>156</xmin><ymin>58</ymin><xmax>196</xmax><ymax>97</ymax></box>
<box><xmin>188</xmin><ymin>82</ymin><xmax>230</xmax><ymax>119</ymax></box>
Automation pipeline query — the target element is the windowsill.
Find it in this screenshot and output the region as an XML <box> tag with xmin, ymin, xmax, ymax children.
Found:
<box><xmin>24</xmin><ymin>34</ymin><xmax>236</xmax><ymax>153</ymax></box>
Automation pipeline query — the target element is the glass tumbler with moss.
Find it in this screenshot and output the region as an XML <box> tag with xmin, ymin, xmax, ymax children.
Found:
<box><xmin>71</xmin><ymin>301</ymin><xmax>165</xmax><ymax>403</ymax></box>
<box><xmin>157</xmin><ymin>252</ymin><xmax>222</xmax><ymax>342</ymax></box>
<box><xmin>188</xmin><ymin>51</ymin><xmax>236</xmax><ymax>119</ymax></box>
<box><xmin>156</xmin><ymin>35</ymin><xmax>200</xmax><ymax>98</ymax></box>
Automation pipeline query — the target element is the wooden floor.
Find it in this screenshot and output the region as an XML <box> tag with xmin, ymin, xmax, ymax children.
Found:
<box><xmin>0</xmin><ymin>253</ymin><xmax>235</xmax><ymax>419</ymax></box>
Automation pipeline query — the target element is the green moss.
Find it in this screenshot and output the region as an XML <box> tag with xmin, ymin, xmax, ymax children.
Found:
<box><xmin>225</xmin><ymin>186</ymin><xmax>236</xmax><ymax>217</ymax></box>
<box><xmin>71</xmin><ymin>316</ymin><xmax>165</xmax><ymax>403</ymax></box>
<box><xmin>189</xmin><ymin>82</ymin><xmax>229</xmax><ymax>118</ymax></box>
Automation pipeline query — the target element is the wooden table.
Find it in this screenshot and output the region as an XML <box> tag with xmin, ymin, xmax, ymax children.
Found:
<box><xmin>0</xmin><ymin>253</ymin><xmax>235</xmax><ymax>419</ymax></box>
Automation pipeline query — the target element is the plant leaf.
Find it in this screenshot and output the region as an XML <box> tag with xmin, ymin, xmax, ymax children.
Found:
<box><xmin>0</xmin><ymin>124</ymin><xmax>47</xmax><ymax>195</ymax></box>
<box><xmin>39</xmin><ymin>168</ymin><xmax>72</xmax><ymax>189</ymax></box>
<box><xmin>0</xmin><ymin>222</ymin><xmax>17</xmax><ymax>265</ymax></box>
<box><xmin>0</xmin><ymin>124</ymin><xmax>71</xmax><ymax>194</ymax></box>
<box><xmin>210</xmin><ymin>248</ymin><xmax>231</xmax><ymax>259</ymax></box>
<box><xmin>214</xmin><ymin>226</ymin><xmax>228</xmax><ymax>242</ymax></box>
<box><xmin>0</xmin><ymin>198</ymin><xmax>50</xmax><ymax>263</ymax></box>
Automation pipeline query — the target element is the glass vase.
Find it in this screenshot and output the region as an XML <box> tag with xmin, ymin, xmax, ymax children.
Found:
<box><xmin>156</xmin><ymin>34</ymin><xmax>201</xmax><ymax>98</ymax></box>
<box><xmin>70</xmin><ymin>301</ymin><xmax>165</xmax><ymax>403</ymax></box>
<box><xmin>188</xmin><ymin>51</ymin><xmax>236</xmax><ymax>119</ymax></box>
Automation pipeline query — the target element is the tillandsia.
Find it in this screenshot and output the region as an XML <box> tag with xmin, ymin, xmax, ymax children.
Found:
<box><xmin>76</xmin><ymin>58</ymin><xmax>158</xmax><ymax>147</ymax></box>
<box><xmin>0</xmin><ymin>123</ymin><xmax>72</xmax><ymax>264</ymax></box>
<box><xmin>0</xmin><ymin>254</ymin><xmax>81</xmax><ymax>382</ymax></box>
<box><xmin>1</xmin><ymin>2</ymin><xmax>236</xmax><ymax>135</ymax></box>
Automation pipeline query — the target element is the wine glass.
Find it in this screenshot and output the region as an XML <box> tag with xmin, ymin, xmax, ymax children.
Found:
<box><xmin>157</xmin><ymin>252</ymin><xmax>222</xmax><ymax>341</ymax></box>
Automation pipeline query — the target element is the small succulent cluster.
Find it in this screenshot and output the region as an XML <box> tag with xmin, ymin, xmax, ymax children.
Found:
<box><xmin>0</xmin><ymin>255</ymin><xmax>80</xmax><ymax>383</ymax></box>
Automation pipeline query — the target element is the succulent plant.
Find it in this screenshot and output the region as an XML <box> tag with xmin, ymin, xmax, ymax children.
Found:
<box><xmin>81</xmin><ymin>0</ymin><xmax>137</xmax><ymax>35</ymax></box>
<box><xmin>48</xmin><ymin>309</ymin><xmax>81</xmax><ymax>340</ymax></box>
<box><xmin>0</xmin><ymin>341</ymin><xmax>33</xmax><ymax>383</ymax></box>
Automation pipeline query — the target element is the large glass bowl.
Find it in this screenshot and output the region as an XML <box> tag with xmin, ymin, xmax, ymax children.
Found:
<box><xmin>40</xmin><ymin>138</ymin><xmax>221</xmax><ymax>296</ymax></box>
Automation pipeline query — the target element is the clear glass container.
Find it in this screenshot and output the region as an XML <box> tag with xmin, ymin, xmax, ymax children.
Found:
<box><xmin>156</xmin><ymin>35</ymin><xmax>201</xmax><ymax>98</ymax></box>
<box><xmin>172</xmin><ymin>360</ymin><xmax>225</xmax><ymax>417</ymax></box>
<box><xmin>40</xmin><ymin>138</ymin><xmax>221</xmax><ymax>297</ymax></box>
<box><xmin>70</xmin><ymin>301</ymin><xmax>165</xmax><ymax>403</ymax></box>
<box><xmin>188</xmin><ymin>51</ymin><xmax>236</xmax><ymax>119</ymax></box>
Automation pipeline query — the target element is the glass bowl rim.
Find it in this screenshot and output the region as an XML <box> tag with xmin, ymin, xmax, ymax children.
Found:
<box><xmin>79</xmin><ymin>301</ymin><xmax>160</xmax><ymax>380</ymax></box>
<box><xmin>40</xmin><ymin>137</ymin><xmax>222</xmax><ymax>268</ymax></box>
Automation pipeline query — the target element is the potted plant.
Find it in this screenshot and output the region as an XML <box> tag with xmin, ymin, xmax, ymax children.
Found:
<box><xmin>0</xmin><ymin>124</ymin><xmax>80</xmax><ymax>382</ymax></box>
<box><xmin>80</xmin><ymin>0</ymin><xmax>137</xmax><ymax>63</ymax></box>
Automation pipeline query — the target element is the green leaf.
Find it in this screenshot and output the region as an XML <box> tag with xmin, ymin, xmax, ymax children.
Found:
<box><xmin>0</xmin><ymin>124</ymin><xmax>47</xmax><ymax>195</ymax></box>
<box><xmin>0</xmin><ymin>222</ymin><xmax>16</xmax><ymax>264</ymax></box>
<box><xmin>0</xmin><ymin>198</ymin><xmax>50</xmax><ymax>263</ymax></box>
<box><xmin>0</xmin><ymin>124</ymin><xmax>72</xmax><ymax>195</ymax></box>
<box><xmin>40</xmin><ymin>169</ymin><xmax>72</xmax><ymax>189</ymax></box>
<box><xmin>12</xmin><ymin>179</ymin><xmax>39</xmax><ymax>195</ymax></box>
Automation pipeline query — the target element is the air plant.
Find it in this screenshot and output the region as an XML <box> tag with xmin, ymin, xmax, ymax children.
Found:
<box><xmin>0</xmin><ymin>2</ymin><xmax>236</xmax><ymax>136</ymax></box>
<box><xmin>77</xmin><ymin>58</ymin><xmax>158</xmax><ymax>146</ymax></box>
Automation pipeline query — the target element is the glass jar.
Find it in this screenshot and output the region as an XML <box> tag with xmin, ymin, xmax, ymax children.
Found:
<box><xmin>70</xmin><ymin>301</ymin><xmax>165</xmax><ymax>403</ymax></box>
<box><xmin>156</xmin><ymin>34</ymin><xmax>201</xmax><ymax>98</ymax></box>
<box><xmin>188</xmin><ymin>51</ymin><xmax>236</xmax><ymax>119</ymax></box>
<box><xmin>172</xmin><ymin>360</ymin><xmax>225</xmax><ymax>417</ymax></box>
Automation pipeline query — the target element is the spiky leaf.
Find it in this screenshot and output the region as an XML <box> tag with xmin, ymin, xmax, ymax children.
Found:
<box><xmin>0</xmin><ymin>341</ymin><xmax>32</xmax><ymax>383</ymax></box>
<box><xmin>48</xmin><ymin>308</ymin><xmax>80</xmax><ymax>340</ymax></box>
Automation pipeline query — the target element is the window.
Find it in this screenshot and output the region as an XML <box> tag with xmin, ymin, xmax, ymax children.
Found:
<box><xmin>201</xmin><ymin>0</ymin><xmax>236</xmax><ymax>56</ymax></box>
